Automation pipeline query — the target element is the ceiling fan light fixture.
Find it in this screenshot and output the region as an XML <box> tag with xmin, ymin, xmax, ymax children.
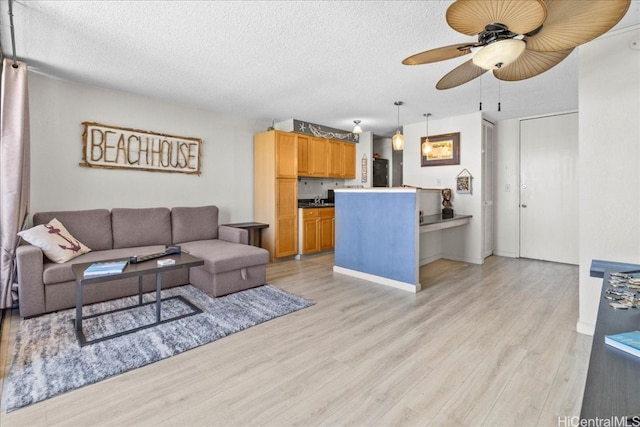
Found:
<box><xmin>353</xmin><ymin>120</ymin><xmax>362</xmax><ymax>134</ymax></box>
<box><xmin>472</xmin><ymin>39</ymin><xmax>526</xmax><ymax>70</ymax></box>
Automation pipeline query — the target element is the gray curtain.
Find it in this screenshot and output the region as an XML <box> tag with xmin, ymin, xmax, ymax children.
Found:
<box><xmin>0</xmin><ymin>58</ymin><xmax>30</xmax><ymax>309</ymax></box>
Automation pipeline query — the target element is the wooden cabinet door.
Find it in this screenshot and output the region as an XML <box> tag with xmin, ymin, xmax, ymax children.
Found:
<box><xmin>343</xmin><ymin>142</ymin><xmax>356</xmax><ymax>179</ymax></box>
<box><xmin>275</xmin><ymin>178</ymin><xmax>297</xmax><ymax>257</ymax></box>
<box><xmin>301</xmin><ymin>209</ymin><xmax>319</xmax><ymax>254</ymax></box>
<box><xmin>318</xmin><ymin>208</ymin><xmax>335</xmax><ymax>251</ymax></box>
<box><xmin>327</xmin><ymin>139</ymin><xmax>342</xmax><ymax>177</ymax></box>
<box><xmin>276</xmin><ymin>132</ymin><xmax>297</xmax><ymax>178</ymax></box>
<box><xmin>297</xmin><ymin>135</ymin><xmax>310</xmax><ymax>176</ymax></box>
<box><xmin>310</xmin><ymin>137</ymin><xmax>328</xmax><ymax>176</ymax></box>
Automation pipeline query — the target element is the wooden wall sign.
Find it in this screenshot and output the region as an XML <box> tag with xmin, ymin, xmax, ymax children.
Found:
<box><xmin>80</xmin><ymin>122</ymin><xmax>202</xmax><ymax>175</ymax></box>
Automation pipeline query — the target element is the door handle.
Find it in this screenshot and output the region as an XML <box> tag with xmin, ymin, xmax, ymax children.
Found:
<box><xmin>521</xmin><ymin>204</ymin><xmax>527</xmax><ymax>208</ymax></box>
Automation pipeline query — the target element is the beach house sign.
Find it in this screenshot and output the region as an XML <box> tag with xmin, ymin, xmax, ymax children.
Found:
<box><xmin>80</xmin><ymin>122</ymin><xmax>202</xmax><ymax>175</ymax></box>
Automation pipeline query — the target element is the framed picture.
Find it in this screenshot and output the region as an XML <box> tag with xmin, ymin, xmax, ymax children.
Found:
<box><xmin>421</xmin><ymin>132</ymin><xmax>460</xmax><ymax>167</ymax></box>
<box><xmin>456</xmin><ymin>168</ymin><xmax>472</xmax><ymax>194</ymax></box>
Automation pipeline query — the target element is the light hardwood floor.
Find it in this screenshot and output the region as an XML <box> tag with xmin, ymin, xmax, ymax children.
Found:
<box><xmin>0</xmin><ymin>255</ymin><xmax>592</xmax><ymax>427</ymax></box>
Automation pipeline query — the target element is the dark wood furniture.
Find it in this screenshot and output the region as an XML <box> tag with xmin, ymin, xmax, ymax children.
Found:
<box><xmin>222</xmin><ymin>222</ymin><xmax>269</xmax><ymax>248</ymax></box>
<box><xmin>72</xmin><ymin>253</ymin><xmax>204</xmax><ymax>346</ymax></box>
<box><xmin>581</xmin><ymin>261</ymin><xmax>640</xmax><ymax>423</ymax></box>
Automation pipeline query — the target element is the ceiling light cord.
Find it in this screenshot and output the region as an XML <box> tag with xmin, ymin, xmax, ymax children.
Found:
<box><xmin>479</xmin><ymin>77</ymin><xmax>482</xmax><ymax>111</ymax></box>
<box><xmin>422</xmin><ymin>113</ymin><xmax>432</xmax><ymax>156</ymax></box>
<box><xmin>392</xmin><ymin>101</ymin><xmax>405</xmax><ymax>150</ymax></box>
<box><xmin>8</xmin><ymin>0</ymin><xmax>19</xmax><ymax>68</ymax></box>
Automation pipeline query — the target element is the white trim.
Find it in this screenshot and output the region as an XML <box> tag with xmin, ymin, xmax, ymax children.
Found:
<box><xmin>576</xmin><ymin>320</ymin><xmax>595</xmax><ymax>336</ymax></box>
<box><xmin>333</xmin><ymin>266</ymin><xmax>420</xmax><ymax>293</ymax></box>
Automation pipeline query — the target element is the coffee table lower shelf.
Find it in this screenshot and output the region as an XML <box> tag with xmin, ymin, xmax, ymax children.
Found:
<box><xmin>72</xmin><ymin>295</ymin><xmax>202</xmax><ymax>346</ymax></box>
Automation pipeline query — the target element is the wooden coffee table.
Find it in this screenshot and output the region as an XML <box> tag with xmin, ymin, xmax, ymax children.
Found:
<box><xmin>72</xmin><ymin>252</ymin><xmax>204</xmax><ymax>346</ymax></box>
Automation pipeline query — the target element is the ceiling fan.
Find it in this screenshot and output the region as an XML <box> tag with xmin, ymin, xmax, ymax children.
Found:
<box><xmin>403</xmin><ymin>0</ymin><xmax>631</xmax><ymax>89</ymax></box>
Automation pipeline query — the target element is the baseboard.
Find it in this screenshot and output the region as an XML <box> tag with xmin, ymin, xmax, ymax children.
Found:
<box><xmin>576</xmin><ymin>320</ymin><xmax>595</xmax><ymax>336</ymax></box>
<box><xmin>419</xmin><ymin>254</ymin><xmax>442</xmax><ymax>266</ymax></box>
<box><xmin>332</xmin><ymin>266</ymin><xmax>420</xmax><ymax>293</ymax></box>
<box><xmin>494</xmin><ymin>250</ymin><xmax>518</xmax><ymax>258</ymax></box>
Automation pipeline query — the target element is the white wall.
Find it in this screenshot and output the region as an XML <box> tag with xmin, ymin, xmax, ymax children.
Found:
<box><xmin>404</xmin><ymin>111</ymin><xmax>484</xmax><ymax>264</ymax></box>
<box><xmin>577</xmin><ymin>25</ymin><xmax>640</xmax><ymax>335</ymax></box>
<box><xmin>28</xmin><ymin>73</ymin><xmax>268</xmax><ymax>224</ymax></box>
<box><xmin>494</xmin><ymin>118</ymin><xmax>521</xmax><ymax>258</ymax></box>
<box><xmin>345</xmin><ymin>131</ymin><xmax>373</xmax><ymax>188</ymax></box>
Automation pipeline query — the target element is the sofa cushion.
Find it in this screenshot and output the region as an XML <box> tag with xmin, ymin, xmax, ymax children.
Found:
<box><xmin>180</xmin><ymin>240</ymin><xmax>269</xmax><ymax>274</ymax></box>
<box><xmin>112</xmin><ymin>207</ymin><xmax>172</xmax><ymax>249</ymax></box>
<box><xmin>33</xmin><ymin>209</ymin><xmax>112</xmax><ymax>251</ymax></box>
<box><xmin>171</xmin><ymin>205</ymin><xmax>219</xmax><ymax>244</ymax></box>
<box><xmin>18</xmin><ymin>218</ymin><xmax>92</xmax><ymax>263</ymax></box>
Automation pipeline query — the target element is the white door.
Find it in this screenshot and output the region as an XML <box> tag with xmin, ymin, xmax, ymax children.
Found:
<box><xmin>520</xmin><ymin>113</ymin><xmax>578</xmax><ymax>264</ymax></box>
<box><xmin>482</xmin><ymin>120</ymin><xmax>494</xmax><ymax>259</ymax></box>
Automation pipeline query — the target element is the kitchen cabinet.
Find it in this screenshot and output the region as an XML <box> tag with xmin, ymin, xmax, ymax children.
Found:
<box><xmin>254</xmin><ymin>131</ymin><xmax>298</xmax><ymax>260</ymax></box>
<box><xmin>298</xmin><ymin>136</ymin><xmax>328</xmax><ymax>177</ymax></box>
<box><xmin>328</xmin><ymin>140</ymin><xmax>356</xmax><ymax>179</ymax></box>
<box><xmin>327</xmin><ymin>139</ymin><xmax>342</xmax><ymax>177</ymax></box>
<box><xmin>310</xmin><ymin>137</ymin><xmax>328</xmax><ymax>176</ymax></box>
<box><xmin>276</xmin><ymin>132</ymin><xmax>297</xmax><ymax>178</ymax></box>
<box><xmin>300</xmin><ymin>207</ymin><xmax>335</xmax><ymax>255</ymax></box>
<box><xmin>343</xmin><ymin>142</ymin><xmax>356</xmax><ymax>179</ymax></box>
<box><xmin>297</xmin><ymin>134</ymin><xmax>310</xmax><ymax>175</ymax></box>
<box><xmin>318</xmin><ymin>208</ymin><xmax>335</xmax><ymax>251</ymax></box>
<box><xmin>301</xmin><ymin>209</ymin><xmax>319</xmax><ymax>254</ymax></box>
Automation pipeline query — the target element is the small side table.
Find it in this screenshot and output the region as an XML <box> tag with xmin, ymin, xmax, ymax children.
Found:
<box><xmin>222</xmin><ymin>222</ymin><xmax>269</xmax><ymax>247</ymax></box>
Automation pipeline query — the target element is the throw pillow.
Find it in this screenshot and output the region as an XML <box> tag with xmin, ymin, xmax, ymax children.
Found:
<box><xmin>18</xmin><ymin>218</ymin><xmax>91</xmax><ymax>263</ymax></box>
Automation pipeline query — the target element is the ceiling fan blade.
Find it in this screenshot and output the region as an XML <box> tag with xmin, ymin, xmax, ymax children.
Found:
<box><xmin>525</xmin><ymin>0</ymin><xmax>631</xmax><ymax>52</ymax></box>
<box><xmin>493</xmin><ymin>48</ymin><xmax>573</xmax><ymax>81</ymax></box>
<box><xmin>446</xmin><ymin>0</ymin><xmax>547</xmax><ymax>36</ymax></box>
<box><xmin>402</xmin><ymin>44</ymin><xmax>473</xmax><ymax>65</ymax></box>
<box><xmin>436</xmin><ymin>59</ymin><xmax>488</xmax><ymax>90</ymax></box>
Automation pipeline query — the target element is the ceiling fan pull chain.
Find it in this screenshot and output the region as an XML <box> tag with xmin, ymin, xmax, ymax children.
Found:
<box><xmin>498</xmin><ymin>80</ymin><xmax>501</xmax><ymax>112</ymax></box>
<box><xmin>479</xmin><ymin>77</ymin><xmax>482</xmax><ymax>111</ymax></box>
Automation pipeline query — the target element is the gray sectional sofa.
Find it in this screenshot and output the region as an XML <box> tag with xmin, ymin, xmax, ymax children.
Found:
<box><xmin>15</xmin><ymin>205</ymin><xmax>270</xmax><ymax>317</ymax></box>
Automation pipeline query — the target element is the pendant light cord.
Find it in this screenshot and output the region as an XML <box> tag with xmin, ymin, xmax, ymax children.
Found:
<box><xmin>8</xmin><ymin>0</ymin><xmax>19</xmax><ymax>68</ymax></box>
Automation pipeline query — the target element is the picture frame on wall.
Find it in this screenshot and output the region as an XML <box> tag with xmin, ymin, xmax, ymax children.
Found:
<box><xmin>456</xmin><ymin>168</ymin><xmax>472</xmax><ymax>194</ymax></box>
<box><xmin>421</xmin><ymin>132</ymin><xmax>460</xmax><ymax>167</ymax></box>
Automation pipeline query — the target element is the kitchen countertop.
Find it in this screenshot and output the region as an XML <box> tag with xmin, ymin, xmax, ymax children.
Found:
<box><xmin>298</xmin><ymin>203</ymin><xmax>335</xmax><ymax>209</ymax></box>
<box><xmin>298</xmin><ymin>199</ymin><xmax>334</xmax><ymax>208</ymax></box>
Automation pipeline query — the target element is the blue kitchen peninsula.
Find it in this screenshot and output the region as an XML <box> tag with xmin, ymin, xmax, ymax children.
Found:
<box><xmin>333</xmin><ymin>188</ymin><xmax>471</xmax><ymax>292</ymax></box>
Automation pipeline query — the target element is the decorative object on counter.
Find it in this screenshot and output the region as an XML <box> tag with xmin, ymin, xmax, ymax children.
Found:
<box><xmin>456</xmin><ymin>168</ymin><xmax>473</xmax><ymax>194</ymax></box>
<box><xmin>361</xmin><ymin>153</ymin><xmax>367</xmax><ymax>183</ymax></box>
<box><xmin>352</xmin><ymin>120</ymin><xmax>362</xmax><ymax>134</ymax></box>
<box><xmin>421</xmin><ymin>132</ymin><xmax>460</xmax><ymax>167</ymax></box>
<box><xmin>80</xmin><ymin>122</ymin><xmax>202</xmax><ymax>175</ymax></box>
<box><xmin>421</xmin><ymin>113</ymin><xmax>432</xmax><ymax>156</ymax></box>
<box><xmin>392</xmin><ymin>101</ymin><xmax>405</xmax><ymax>150</ymax></box>
<box><xmin>442</xmin><ymin>188</ymin><xmax>454</xmax><ymax>219</ymax></box>
<box><xmin>293</xmin><ymin>119</ymin><xmax>358</xmax><ymax>142</ymax></box>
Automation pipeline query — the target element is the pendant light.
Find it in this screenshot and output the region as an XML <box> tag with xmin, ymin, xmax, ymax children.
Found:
<box><xmin>352</xmin><ymin>120</ymin><xmax>363</xmax><ymax>134</ymax></box>
<box><xmin>392</xmin><ymin>101</ymin><xmax>405</xmax><ymax>150</ymax></box>
<box><xmin>422</xmin><ymin>113</ymin><xmax>432</xmax><ymax>156</ymax></box>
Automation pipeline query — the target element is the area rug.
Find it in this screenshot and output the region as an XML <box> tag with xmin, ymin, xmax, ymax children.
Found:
<box><xmin>2</xmin><ymin>284</ymin><xmax>314</xmax><ymax>412</ymax></box>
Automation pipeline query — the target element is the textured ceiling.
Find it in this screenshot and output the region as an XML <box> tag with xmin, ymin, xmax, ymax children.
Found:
<box><xmin>1</xmin><ymin>0</ymin><xmax>639</xmax><ymax>137</ymax></box>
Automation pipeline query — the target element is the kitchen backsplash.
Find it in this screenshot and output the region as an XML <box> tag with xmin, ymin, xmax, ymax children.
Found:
<box><xmin>298</xmin><ymin>178</ymin><xmax>343</xmax><ymax>200</ymax></box>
